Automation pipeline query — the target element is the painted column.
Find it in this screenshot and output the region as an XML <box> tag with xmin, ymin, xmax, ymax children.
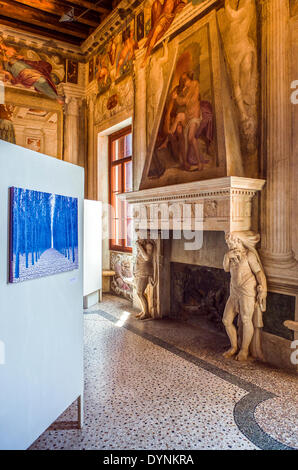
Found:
<box><xmin>133</xmin><ymin>49</ymin><xmax>147</xmax><ymax>191</ymax></box>
<box><xmin>59</xmin><ymin>83</ymin><xmax>85</xmax><ymax>165</ymax></box>
<box><xmin>260</xmin><ymin>0</ymin><xmax>297</xmax><ymax>276</ymax></box>
<box><xmin>64</xmin><ymin>97</ymin><xmax>79</xmax><ymax>165</ymax></box>
<box><xmin>87</xmin><ymin>92</ymin><xmax>97</xmax><ymax>200</ymax></box>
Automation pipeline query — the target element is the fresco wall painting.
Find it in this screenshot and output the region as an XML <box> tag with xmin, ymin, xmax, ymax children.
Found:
<box><xmin>0</xmin><ymin>38</ymin><xmax>65</xmax><ymax>104</ymax></box>
<box><xmin>141</xmin><ymin>15</ymin><xmax>230</xmax><ymax>189</ymax></box>
<box><xmin>2</xmin><ymin>86</ymin><xmax>64</xmax><ymax>158</ymax></box>
<box><xmin>0</xmin><ymin>37</ymin><xmax>77</xmax><ymax>158</ymax></box>
<box><xmin>66</xmin><ymin>59</ymin><xmax>79</xmax><ymax>84</ymax></box>
<box><xmin>89</xmin><ymin>0</ymin><xmax>202</xmax><ymax>120</ymax></box>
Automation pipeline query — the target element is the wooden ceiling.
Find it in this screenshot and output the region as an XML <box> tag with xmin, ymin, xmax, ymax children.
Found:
<box><xmin>0</xmin><ymin>0</ymin><xmax>116</xmax><ymax>46</ymax></box>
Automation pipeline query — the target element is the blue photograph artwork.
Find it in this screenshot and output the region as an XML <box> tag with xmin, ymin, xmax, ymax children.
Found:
<box><xmin>9</xmin><ymin>187</ymin><xmax>78</xmax><ymax>283</ymax></box>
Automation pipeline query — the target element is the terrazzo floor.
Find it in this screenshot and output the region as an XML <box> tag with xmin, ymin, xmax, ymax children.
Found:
<box><xmin>30</xmin><ymin>294</ymin><xmax>298</xmax><ymax>451</ymax></box>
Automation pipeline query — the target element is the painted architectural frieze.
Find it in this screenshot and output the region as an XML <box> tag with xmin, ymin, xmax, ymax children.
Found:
<box><xmin>94</xmin><ymin>75</ymin><xmax>133</xmax><ymax>124</ymax></box>
<box><xmin>87</xmin><ymin>0</ymin><xmax>211</xmax><ymax>123</ymax></box>
<box><xmin>88</xmin><ymin>19</ymin><xmax>138</xmax><ymax>95</ymax></box>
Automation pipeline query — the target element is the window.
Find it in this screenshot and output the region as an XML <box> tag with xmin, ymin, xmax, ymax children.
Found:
<box><xmin>109</xmin><ymin>126</ymin><xmax>133</xmax><ymax>252</ymax></box>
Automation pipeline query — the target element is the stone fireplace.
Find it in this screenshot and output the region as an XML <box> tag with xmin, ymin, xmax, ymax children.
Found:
<box><xmin>170</xmin><ymin>262</ymin><xmax>230</xmax><ymax>330</ymax></box>
<box><xmin>120</xmin><ymin>176</ymin><xmax>266</xmax><ymax>319</ymax></box>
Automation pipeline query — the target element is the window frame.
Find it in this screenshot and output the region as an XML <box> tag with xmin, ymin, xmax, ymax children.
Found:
<box><xmin>109</xmin><ymin>125</ymin><xmax>133</xmax><ymax>253</ymax></box>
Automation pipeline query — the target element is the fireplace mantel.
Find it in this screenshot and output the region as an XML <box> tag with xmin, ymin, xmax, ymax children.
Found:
<box><xmin>119</xmin><ymin>177</ymin><xmax>265</xmax><ymax>233</ymax></box>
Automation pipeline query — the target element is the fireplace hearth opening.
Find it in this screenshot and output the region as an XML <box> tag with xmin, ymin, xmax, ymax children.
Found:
<box><xmin>170</xmin><ymin>262</ymin><xmax>230</xmax><ymax>331</ymax></box>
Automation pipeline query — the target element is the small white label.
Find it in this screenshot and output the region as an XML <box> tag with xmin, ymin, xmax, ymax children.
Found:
<box><xmin>0</xmin><ymin>340</ymin><xmax>5</xmax><ymax>365</ymax></box>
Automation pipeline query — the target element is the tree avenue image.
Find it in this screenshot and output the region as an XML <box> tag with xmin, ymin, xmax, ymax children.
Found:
<box><xmin>9</xmin><ymin>187</ymin><xmax>78</xmax><ymax>283</ymax></box>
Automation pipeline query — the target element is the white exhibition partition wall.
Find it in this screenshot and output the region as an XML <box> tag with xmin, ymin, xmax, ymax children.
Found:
<box><xmin>83</xmin><ymin>200</ymin><xmax>102</xmax><ymax>298</ymax></box>
<box><xmin>0</xmin><ymin>141</ymin><xmax>84</xmax><ymax>450</ymax></box>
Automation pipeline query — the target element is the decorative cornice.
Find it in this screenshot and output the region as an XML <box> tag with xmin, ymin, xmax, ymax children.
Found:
<box><xmin>119</xmin><ymin>177</ymin><xmax>265</xmax><ymax>234</ymax></box>
<box><xmin>0</xmin><ymin>24</ymin><xmax>83</xmax><ymax>59</ymax></box>
<box><xmin>119</xmin><ymin>177</ymin><xmax>266</xmax><ymax>205</ymax></box>
<box><xmin>58</xmin><ymin>83</ymin><xmax>86</xmax><ymax>100</ymax></box>
<box><xmin>81</xmin><ymin>0</ymin><xmax>138</xmax><ymax>57</ymax></box>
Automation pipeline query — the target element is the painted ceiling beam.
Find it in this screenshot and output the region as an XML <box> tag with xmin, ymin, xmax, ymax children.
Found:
<box><xmin>0</xmin><ymin>16</ymin><xmax>82</xmax><ymax>44</ymax></box>
<box><xmin>63</xmin><ymin>0</ymin><xmax>111</xmax><ymax>15</ymax></box>
<box><xmin>11</xmin><ymin>0</ymin><xmax>102</xmax><ymax>28</ymax></box>
<box><xmin>0</xmin><ymin>0</ymin><xmax>89</xmax><ymax>38</ymax></box>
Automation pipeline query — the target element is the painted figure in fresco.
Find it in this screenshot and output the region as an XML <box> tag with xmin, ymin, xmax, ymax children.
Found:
<box><xmin>142</xmin><ymin>0</ymin><xmax>187</xmax><ymax>67</ymax></box>
<box><xmin>137</xmin><ymin>10</ymin><xmax>145</xmax><ymax>41</ymax></box>
<box><xmin>159</xmin><ymin>77</ymin><xmax>188</xmax><ymax>168</ymax></box>
<box><xmin>88</xmin><ymin>58</ymin><xmax>94</xmax><ymax>83</ymax></box>
<box><xmin>158</xmin><ymin>71</ymin><xmax>213</xmax><ymax>171</ymax></box>
<box><xmin>26</xmin><ymin>137</ymin><xmax>41</xmax><ymax>152</ymax></box>
<box><xmin>222</xmin><ymin>231</ymin><xmax>267</xmax><ymax>362</ymax></box>
<box><xmin>224</xmin><ymin>0</ymin><xmax>257</xmax><ymax>152</ymax></box>
<box><xmin>96</xmin><ymin>55</ymin><xmax>110</xmax><ymax>85</ymax></box>
<box><xmin>0</xmin><ymin>104</ymin><xmax>16</xmax><ymax>144</ymax></box>
<box><xmin>0</xmin><ymin>39</ymin><xmax>64</xmax><ymax>104</ymax></box>
<box><xmin>108</xmin><ymin>37</ymin><xmax>118</xmax><ymax>66</ymax></box>
<box><xmin>134</xmin><ymin>239</ymin><xmax>156</xmax><ymax>320</ymax></box>
<box><xmin>172</xmin><ymin>71</ymin><xmax>204</xmax><ymax>169</ymax></box>
<box><xmin>67</xmin><ymin>60</ymin><xmax>78</xmax><ymax>84</ymax></box>
<box><xmin>116</xmin><ymin>26</ymin><xmax>139</xmax><ymax>77</ymax></box>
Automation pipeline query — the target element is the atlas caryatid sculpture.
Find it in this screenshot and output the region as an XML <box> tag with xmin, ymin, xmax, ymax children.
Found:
<box><xmin>222</xmin><ymin>231</ymin><xmax>267</xmax><ymax>362</ymax></box>
<box><xmin>134</xmin><ymin>239</ymin><xmax>157</xmax><ymax>320</ymax></box>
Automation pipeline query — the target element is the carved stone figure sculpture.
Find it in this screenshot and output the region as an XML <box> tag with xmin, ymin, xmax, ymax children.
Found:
<box><xmin>110</xmin><ymin>252</ymin><xmax>133</xmax><ymax>301</ymax></box>
<box><xmin>224</xmin><ymin>0</ymin><xmax>258</xmax><ymax>153</ymax></box>
<box><xmin>134</xmin><ymin>239</ymin><xmax>157</xmax><ymax>320</ymax></box>
<box><xmin>222</xmin><ymin>231</ymin><xmax>267</xmax><ymax>362</ymax></box>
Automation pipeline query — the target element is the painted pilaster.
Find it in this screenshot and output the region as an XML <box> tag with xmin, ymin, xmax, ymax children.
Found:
<box><xmin>133</xmin><ymin>49</ymin><xmax>147</xmax><ymax>191</ymax></box>
<box><xmin>64</xmin><ymin>97</ymin><xmax>79</xmax><ymax>165</ymax></box>
<box><xmin>59</xmin><ymin>83</ymin><xmax>85</xmax><ymax>166</ymax></box>
<box><xmin>86</xmin><ymin>87</ymin><xmax>98</xmax><ymax>200</ymax></box>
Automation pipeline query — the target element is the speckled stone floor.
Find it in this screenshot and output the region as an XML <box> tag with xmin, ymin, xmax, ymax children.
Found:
<box><xmin>30</xmin><ymin>294</ymin><xmax>298</xmax><ymax>451</ymax></box>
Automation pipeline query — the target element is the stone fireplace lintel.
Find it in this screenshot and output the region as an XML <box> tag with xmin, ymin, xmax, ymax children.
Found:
<box><xmin>120</xmin><ymin>176</ymin><xmax>265</xmax><ymax>233</ymax></box>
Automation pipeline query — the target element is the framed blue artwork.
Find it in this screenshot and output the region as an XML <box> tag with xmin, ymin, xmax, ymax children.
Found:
<box><xmin>9</xmin><ymin>187</ymin><xmax>78</xmax><ymax>283</ymax></box>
